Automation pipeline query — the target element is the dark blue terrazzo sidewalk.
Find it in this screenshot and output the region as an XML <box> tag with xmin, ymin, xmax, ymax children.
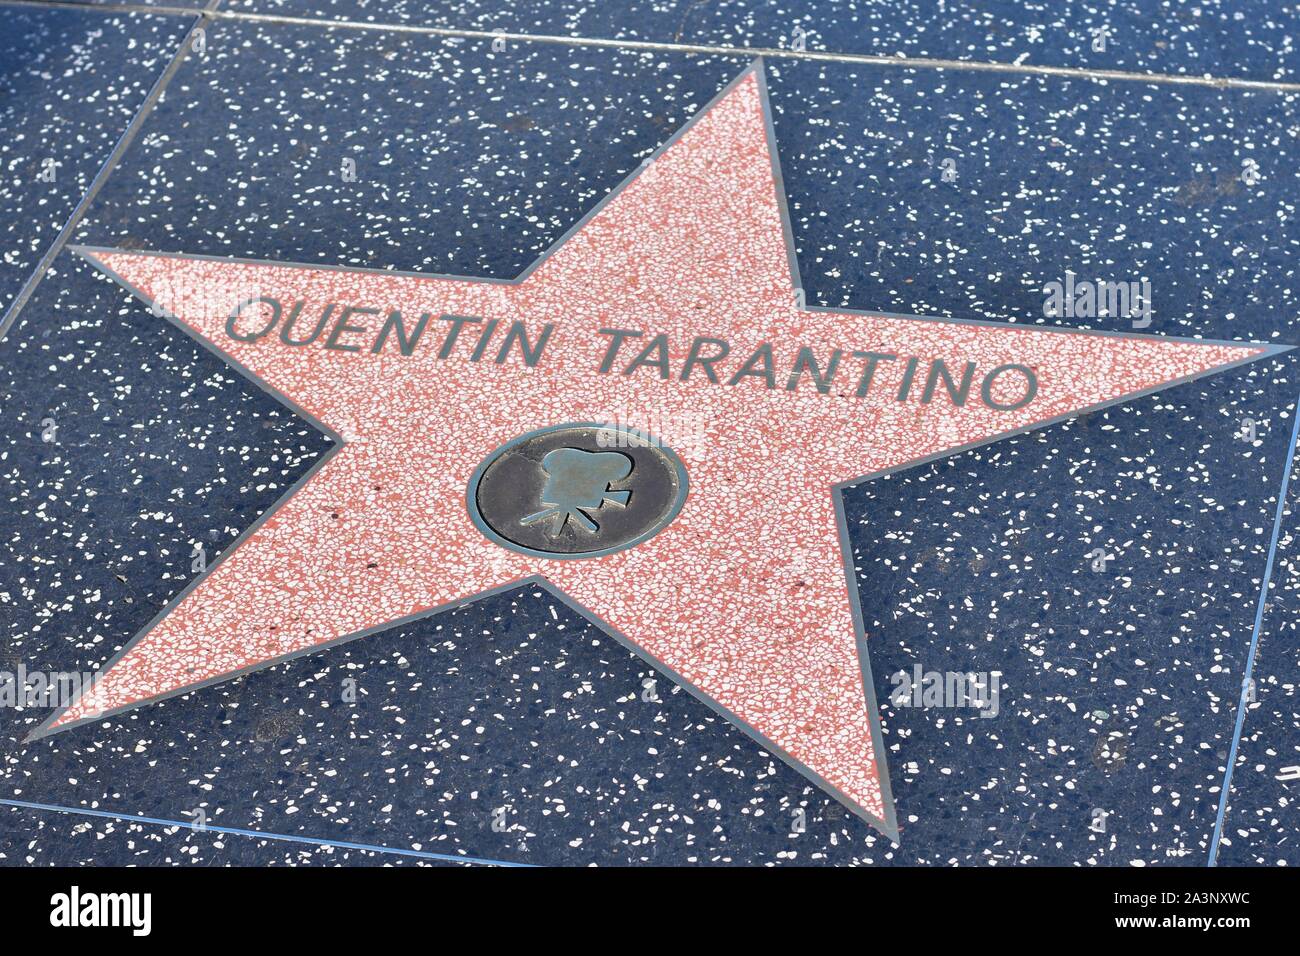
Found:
<box><xmin>0</xmin><ymin>0</ymin><xmax>1296</xmax><ymax>866</ymax></box>
<box><xmin>0</xmin><ymin>4</ymin><xmax>192</xmax><ymax>322</ymax></box>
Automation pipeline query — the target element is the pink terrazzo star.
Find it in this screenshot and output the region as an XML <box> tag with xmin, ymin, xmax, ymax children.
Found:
<box><xmin>38</xmin><ymin>63</ymin><xmax>1282</xmax><ymax>840</ymax></box>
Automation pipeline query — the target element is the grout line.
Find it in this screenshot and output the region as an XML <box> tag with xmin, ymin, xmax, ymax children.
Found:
<box><xmin>1207</xmin><ymin>391</ymin><xmax>1300</xmax><ymax>866</ymax></box>
<box><xmin>0</xmin><ymin>0</ymin><xmax>222</xmax><ymax>342</ymax></box>
<box><xmin>3</xmin><ymin>0</ymin><xmax>1300</xmax><ymax>93</ymax></box>
<box><xmin>0</xmin><ymin>797</ymin><xmax>530</xmax><ymax>866</ymax></box>
<box><xmin>1</xmin><ymin>0</ymin><xmax>203</xmax><ymax>14</ymax></box>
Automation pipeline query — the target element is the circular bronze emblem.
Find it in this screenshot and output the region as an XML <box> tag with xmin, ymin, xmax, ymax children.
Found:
<box><xmin>468</xmin><ymin>423</ymin><xmax>688</xmax><ymax>559</ymax></box>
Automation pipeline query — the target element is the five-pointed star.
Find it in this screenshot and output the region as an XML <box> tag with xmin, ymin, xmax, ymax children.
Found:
<box><xmin>36</xmin><ymin>63</ymin><xmax>1283</xmax><ymax>840</ymax></box>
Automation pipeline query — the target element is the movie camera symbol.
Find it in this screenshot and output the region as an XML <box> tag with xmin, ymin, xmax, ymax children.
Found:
<box><xmin>520</xmin><ymin>448</ymin><xmax>634</xmax><ymax>536</ymax></box>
